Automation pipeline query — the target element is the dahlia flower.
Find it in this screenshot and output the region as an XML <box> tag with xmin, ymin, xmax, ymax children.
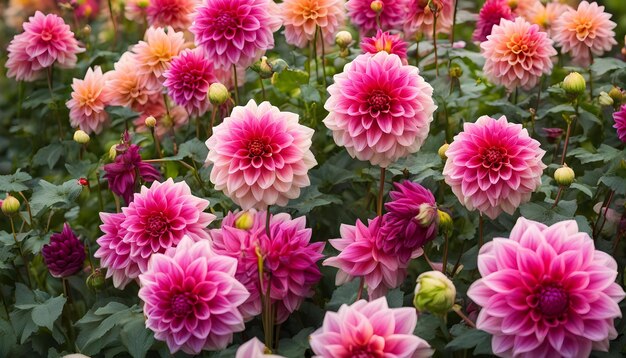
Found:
<box><xmin>467</xmin><ymin>218</ymin><xmax>626</xmax><ymax>357</ymax></box>
<box><xmin>191</xmin><ymin>0</ymin><xmax>281</xmax><ymax>69</ymax></box>
<box><xmin>42</xmin><ymin>223</ymin><xmax>85</xmax><ymax>278</ymax></box>
<box><xmin>139</xmin><ymin>236</ymin><xmax>249</xmax><ymax>354</ymax></box>
<box><xmin>132</xmin><ymin>26</ymin><xmax>185</xmax><ymax>87</ymax></box>
<box><xmin>310</xmin><ymin>298</ymin><xmax>433</xmax><ymax>358</ymax></box>
<box><xmin>106</xmin><ymin>52</ymin><xmax>162</xmax><ymax>112</ymax></box>
<box><xmin>482</xmin><ymin>17</ymin><xmax>556</xmax><ymax>91</ymax></box>
<box><xmin>404</xmin><ymin>0</ymin><xmax>455</xmax><ymax>39</ymax></box>
<box><xmin>236</xmin><ymin>338</ymin><xmax>284</xmax><ymax>358</ymax></box>
<box><xmin>346</xmin><ymin>0</ymin><xmax>407</xmax><ymax>35</ymax></box>
<box><xmin>103</xmin><ymin>143</ymin><xmax>161</xmax><ymax>204</ymax></box>
<box><xmin>542</xmin><ymin>127</ymin><xmax>564</xmax><ymax>144</ymax></box>
<box><xmin>6</xmin><ymin>33</ymin><xmax>43</xmax><ymax>81</ymax></box>
<box><xmin>378</xmin><ymin>181</ymin><xmax>438</xmax><ymax>263</ymax></box>
<box><xmin>120</xmin><ymin>178</ymin><xmax>215</xmax><ymax>272</ymax></box>
<box><xmin>3</xmin><ymin>0</ymin><xmax>56</xmax><ymax>29</ymax></box>
<box><xmin>508</xmin><ymin>0</ymin><xmax>539</xmax><ymax>18</ymax></box>
<box><xmin>280</xmin><ymin>0</ymin><xmax>346</xmax><ymax>48</ymax></box>
<box><xmin>163</xmin><ymin>48</ymin><xmax>218</xmax><ymax>117</ymax></box>
<box><xmin>527</xmin><ymin>1</ymin><xmax>571</xmax><ymax>35</ymax></box>
<box><xmin>324</xmin><ymin>52</ymin><xmax>436</xmax><ymax>167</ymax></box>
<box><xmin>212</xmin><ymin>210</ymin><xmax>324</xmax><ymax>323</ymax></box>
<box><xmin>206</xmin><ymin>100</ymin><xmax>316</xmax><ymax>210</ymax></box>
<box><xmin>553</xmin><ymin>1</ymin><xmax>617</xmax><ymax>67</ymax></box>
<box><xmin>473</xmin><ymin>0</ymin><xmax>515</xmax><ymax>42</ymax></box>
<box><xmin>124</xmin><ymin>0</ymin><xmax>148</xmax><ymax>22</ymax></box>
<box><xmin>146</xmin><ymin>0</ymin><xmax>199</xmax><ymax>31</ymax></box>
<box><xmin>360</xmin><ymin>30</ymin><xmax>408</xmax><ymax>64</ymax></box>
<box><xmin>324</xmin><ymin>216</ymin><xmax>422</xmax><ymax>299</ymax></box>
<box><xmin>95</xmin><ymin>212</ymin><xmax>140</xmax><ymax>289</ymax></box>
<box><xmin>443</xmin><ymin>115</ymin><xmax>546</xmax><ymax>219</ymax></box>
<box><xmin>613</xmin><ymin>104</ymin><xmax>626</xmax><ymax>143</ymax></box>
<box><xmin>135</xmin><ymin>103</ymin><xmax>189</xmax><ymax>139</ymax></box>
<box><xmin>66</xmin><ymin>66</ymin><xmax>112</xmax><ymax>134</ymax></box>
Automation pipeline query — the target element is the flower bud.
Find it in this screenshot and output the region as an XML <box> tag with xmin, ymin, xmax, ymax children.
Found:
<box><xmin>598</xmin><ymin>91</ymin><xmax>614</xmax><ymax>106</ymax></box>
<box><xmin>82</xmin><ymin>25</ymin><xmax>91</xmax><ymax>37</ymax></box>
<box><xmin>608</xmin><ymin>86</ymin><xmax>623</xmax><ymax>104</ymax></box>
<box><xmin>73</xmin><ymin>129</ymin><xmax>90</xmax><ymax>144</ymax></box>
<box><xmin>562</xmin><ymin>72</ymin><xmax>586</xmax><ymax>96</ymax></box>
<box><xmin>416</xmin><ymin>203</ymin><xmax>437</xmax><ymax>228</ymax></box>
<box><xmin>137</xmin><ymin>0</ymin><xmax>150</xmax><ymax>8</ymax></box>
<box><xmin>449</xmin><ymin>66</ymin><xmax>463</xmax><ymax>78</ymax></box>
<box><xmin>370</xmin><ymin>0</ymin><xmax>383</xmax><ymax>12</ymax></box>
<box><xmin>251</xmin><ymin>56</ymin><xmax>274</xmax><ymax>79</ymax></box>
<box><xmin>335</xmin><ymin>31</ymin><xmax>353</xmax><ymax>49</ymax></box>
<box><xmin>235</xmin><ymin>211</ymin><xmax>255</xmax><ymax>230</ymax></box>
<box><xmin>208</xmin><ymin>83</ymin><xmax>230</xmax><ymax>106</ymax></box>
<box><xmin>86</xmin><ymin>268</ymin><xmax>105</xmax><ymax>290</ymax></box>
<box><xmin>1</xmin><ymin>195</ymin><xmax>20</xmax><ymax>216</ymax></box>
<box><xmin>78</xmin><ymin>178</ymin><xmax>89</xmax><ymax>186</ymax></box>
<box><xmin>438</xmin><ymin>209</ymin><xmax>452</xmax><ymax>234</ymax></box>
<box><xmin>438</xmin><ymin>143</ymin><xmax>449</xmax><ymax>160</ymax></box>
<box><xmin>108</xmin><ymin>144</ymin><xmax>118</xmax><ymax>160</ymax></box>
<box><xmin>145</xmin><ymin>115</ymin><xmax>157</xmax><ymax>128</ymax></box>
<box><xmin>554</xmin><ymin>164</ymin><xmax>575</xmax><ymax>187</ymax></box>
<box><xmin>413</xmin><ymin>270</ymin><xmax>456</xmax><ymax>316</ymax></box>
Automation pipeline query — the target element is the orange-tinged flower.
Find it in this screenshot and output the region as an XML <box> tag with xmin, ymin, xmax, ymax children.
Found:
<box><xmin>66</xmin><ymin>66</ymin><xmax>113</xmax><ymax>134</ymax></box>
<box><xmin>280</xmin><ymin>0</ymin><xmax>346</xmax><ymax>48</ymax></box>
<box><xmin>106</xmin><ymin>52</ymin><xmax>162</xmax><ymax>112</ymax></box>
<box><xmin>507</xmin><ymin>0</ymin><xmax>539</xmax><ymax>18</ymax></box>
<box><xmin>132</xmin><ymin>26</ymin><xmax>186</xmax><ymax>86</ymax></box>
<box><xmin>527</xmin><ymin>2</ymin><xmax>572</xmax><ymax>35</ymax></box>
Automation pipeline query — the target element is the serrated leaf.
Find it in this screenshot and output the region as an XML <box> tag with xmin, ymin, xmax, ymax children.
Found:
<box><xmin>599</xmin><ymin>176</ymin><xmax>626</xmax><ymax>195</ymax></box>
<box><xmin>120</xmin><ymin>316</ymin><xmax>154</xmax><ymax>358</ymax></box>
<box><xmin>0</xmin><ymin>318</ymin><xmax>17</xmax><ymax>357</ymax></box>
<box><xmin>9</xmin><ymin>309</ymin><xmax>38</xmax><ymax>344</ymax></box>
<box><xmin>568</xmin><ymin>144</ymin><xmax>622</xmax><ymax>164</ymax></box>
<box><xmin>32</xmin><ymin>143</ymin><xmax>64</xmax><ymax>169</ymax></box>
<box><xmin>178</xmin><ymin>138</ymin><xmax>209</xmax><ymax>163</ymax></box>
<box><xmin>570</xmin><ymin>183</ymin><xmax>593</xmax><ymax>198</ymax></box>
<box><xmin>591</xmin><ymin>58</ymin><xmax>625</xmax><ymax>76</ymax></box>
<box><xmin>273</xmin><ymin>68</ymin><xmax>309</xmax><ymax>94</ymax></box>
<box><xmin>326</xmin><ymin>280</ymin><xmax>359</xmax><ymax>311</ymax></box>
<box><xmin>0</xmin><ymin>170</ymin><xmax>32</xmax><ymax>192</ymax></box>
<box><xmin>31</xmin><ymin>295</ymin><xmax>66</xmax><ymax>331</ymax></box>
<box><xmin>288</xmin><ymin>186</ymin><xmax>341</xmax><ymax>215</ymax></box>
<box><xmin>446</xmin><ymin>328</ymin><xmax>491</xmax><ymax>351</ymax></box>
<box><xmin>30</xmin><ymin>180</ymin><xmax>83</xmax><ymax>215</ymax></box>
<box><xmin>277</xmin><ymin>328</ymin><xmax>314</xmax><ymax>357</ymax></box>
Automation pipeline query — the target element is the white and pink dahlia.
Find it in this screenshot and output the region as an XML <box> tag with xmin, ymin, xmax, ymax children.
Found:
<box><xmin>236</xmin><ymin>337</ymin><xmax>285</xmax><ymax>357</ymax></box>
<box><xmin>481</xmin><ymin>17</ymin><xmax>557</xmax><ymax>91</ymax></box>
<box><xmin>206</xmin><ymin>100</ymin><xmax>316</xmax><ymax>210</ymax></box>
<box><xmin>132</xmin><ymin>26</ymin><xmax>186</xmax><ymax>87</ymax></box>
<box><xmin>191</xmin><ymin>0</ymin><xmax>281</xmax><ymax>69</ymax></box>
<box><xmin>468</xmin><ymin>218</ymin><xmax>626</xmax><ymax>357</ymax></box>
<box><xmin>139</xmin><ymin>236</ymin><xmax>249</xmax><ymax>354</ymax></box>
<box><xmin>553</xmin><ymin>1</ymin><xmax>617</xmax><ymax>67</ymax></box>
<box><xmin>280</xmin><ymin>0</ymin><xmax>345</xmax><ymax>49</ymax></box>
<box><xmin>324</xmin><ymin>52</ymin><xmax>436</xmax><ymax>167</ymax></box>
<box><xmin>66</xmin><ymin>66</ymin><xmax>112</xmax><ymax>134</ymax></box>
<box><xmin>443</xmin><ymin>115</ymin><xmax>546</xmax><ymax>220</ymax></box>
<box><xmin>404</xmin><ymin>0</ymin><xmax>455</xmax><ymax>39</ymax></box>
<box><xmin>310</xmin><ymin>298</ymin><xmax>433</xmax><ymax>358</ymax></box>
<box><xmin>346</xmin><ymin>0</ymin><xmax>407</xmax><ymax>35</ymax></box>
<box><xmin>95</xmin><ymin>212</ymin><xmax>140</xmax><ymax>289</ymax></box>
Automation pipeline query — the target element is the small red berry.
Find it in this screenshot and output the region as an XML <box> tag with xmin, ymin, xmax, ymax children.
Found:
<box><xmin>78</xmin><ymin>178</ymin><xmax>89</xmax><ymax>186</ymax></box>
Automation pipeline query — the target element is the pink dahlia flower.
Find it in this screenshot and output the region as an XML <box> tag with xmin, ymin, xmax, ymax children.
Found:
<box><xmin>6</xmin><ymin>33</ymin><xmax>43</xmax><ymax>81</ymax></box>
<box><xmin>481</xmin><ymin>17</ymin><xmax>556</xmax><ymax>91</ymax></box>
<box><xmin>553</xmin><ymin>1</ymin><xmax>617</xmax><ymax>67</ymax></box>
<box><xmin>163</xmin><ymin>48</ymin><xmax>218</xmax><ymax>117</ymax></box>
<box><xmin>132</xmin><ymin>26</ymin><xmax>186</xmax><ymax>87</ymax></box>
<box><xmin>212</xmin><ymin>210</ymin><xmax>324</xmax><ymax>323</ymax></box>
<box><xmin>443</xmin><ymin>115</ymin><xmax>546</xmax><ymax>220</ymax></box>
<box><xmin>146</xmin><ymin>0</ymin><xmax>199</xmax><ymax>31</ymax></box>
<box><xmin>527</xmin><ymin>2</ymin><xmax>572</xmax><ymax>35</ymax></box>
<box><xmin>125</xmin><ymin>0</ymin><xmax>148</xmax><ymax>22</ymax></box>
<box><xmin>360</xmin><ymin>29</ymin><xmax>408</xmax><ymax>64</ymax></box>
<box><xmin>473</xmin><ymin>0</ymin><xmax>515</xmax><ymax>42</ymax></box>
<box><xmin>310</xmin><ymin>298</ymin><xmax>433</xmax><ymax>358</ymax></box>
<box><xmin>106</xmin><ymin>52</ymin><xmax>162</xmax><ymax>112</ymax></box>
<box><xmin>66</xmin><ymin>66</ymin><xmax>112</xmax><ymax>134</ymax></box>
<box><xmin>103</xmin><ymin>143</ymin><xmax>161</xmax><ymax>204</ymax></box>
<box><xmin>120</xmin><ymin>178</ymin><xmax>215</xmax><ymax>272</ymax></box>
<box><xmin>236</xmin><ymin>337</ymin><xmax>284</xmax><ymax>358</ymax></box>
<box><xmin>280</xmin><ymin>0</ymin><xmax>345</xmax><ymax>49</ymax></box>
<box><xmin>508</xmin><ymin>0</ymin><xmax>539</xmax><ymax>19</ymax></box>
<box><xmin>95</xmin><ymin>212</ymin><xmax>140</xmax><ymax>289</ymax></box>
<box><xmin>346</xmin><ymin>0</ymin><xmax>407</xmax><ymax>35</ymax></box>
<box><xmin>324</xmin><ymin>216</ymin><xmax>422</xmax><ymax>299</ymax></box>
<box><xmin>378</xmin><ymin>181</ymin><xmax>437</xmax><ymax>264</ymax></box>
<box><xmin>467</xmin><ymin>218</ymin><xmax>626</xmax><ymax>357</ymax></box>
<box><xmin>139</xmin><ymin>236</ymin><xmax>249</xmax><ymax>354</ymax></box>
<box><xmin>404</xmin><ymin>0</ymin><xmax>455</xmax><ymax>39</ymax></box>
<box><xmin>191</xmin><ymin>0</ymin><xmax>281</xmax><ymax>69</ymax></box>
<box><xmin>324</xmin><ymin>52</ymin><xmax>436</xmax><ymax>167</ymax></box>
<box><xmin>613</xmin><ymin>104</ymin><xmax>626</xmax><ymax>143</ymax></box>
<box><xmin>206</xmin><ymin>100</ymin><xmax>317</xmax><ymax>210</ymax></box>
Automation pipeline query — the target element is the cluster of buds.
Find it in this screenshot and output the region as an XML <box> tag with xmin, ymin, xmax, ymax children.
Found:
<box><xmin>599</xmin><ymin>86</ymin><xmax>624</xmax><ymax>109</ymax></box>
<box><xmin>251</xmin><ymin>56</ymin><xmax>288</xmax><ymax>80</ymax></box>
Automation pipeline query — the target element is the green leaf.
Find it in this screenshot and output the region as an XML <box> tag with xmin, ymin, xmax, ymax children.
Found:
<box><xmin>413</xmin><ymin>313</ymin><xmax>441</xmax><ymax>341</ymax></box>
<box><xmin>599</xmin><ymin>176</ymin><xmax>626</xmax><ymax>195</ymax></box>
<box><xmin>0</xmin><ymin>318</ymin><xmax>17</xmax><ymax>357</ymax></box>
<box><xmin>0</xmin><ymin>170</ymin><xmax>32</xmax><ymax>192</ymax></box>
<box><xmin>30</xmin><ymin>180</ymin><xmax>83</xmax><ymax>215</ymax></box>
<box><xmin>446</xmin><ymin>328</ymin><xmax>491</xmax><ymax>351</ymax></box>
<box><xmin>288</xmin><ymin>187</ymin><xmax>341</xmax><ymax>215</ymax></box>
<box><xmin>568</xmin><ymin>144</ymin><xmax>622</xmax><ymax>164</ymax></box>
<box><xmin>9</xmin><ymin>309</ymin><xmax>38</xmax><ymax>344</ymax></box>
<box><xmin>570</xmin><ymin>183</ymin><xmax>593</xmax><ymax>198</ymax></box>
<box><xmin>273</xmin><ymin>68</ymin><xmax>309</xmax><ymax>94</ymax></box>
<box><xmin>31</xmin><ymin>295</ymin><xmax>66</xmax><ymax>331</ymax></box>
<box><xmin>385</xmin><ymin>289</ymin><xmax>404</xmax><ymax>308</ymax></box>
<box><xmin>591</xmin><ymin>58</ymin><xmax>625</xmax><ymax>76</ymax></box>
<box><xmin>277</xmin><ymin>328</ymin><xmax>314</xmax><ymax>357</ymax></box>
<box><xmin>32</xmin><ymin>143</ymin><xmax>64</xmax><ymax>169</ymax></box>
<box><xmin>178</xmin><ymin>138</ymin><xmax>209</xmax><ymax>163</ymax></box>
<box><xmin>120</xmin><ymin>316</ymin><xmax>154</xmax><ymax>358</ymax></box>
<box><xmin>326</xmin><ymin>280</ymin><xmax>359</xmax><ymax>311</ymax></box>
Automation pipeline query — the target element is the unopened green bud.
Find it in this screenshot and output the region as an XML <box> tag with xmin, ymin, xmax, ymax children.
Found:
<box><xmin>438</xmin><ymin>143</ymin><xmax>449</xmax><ymax>160</ymax></box>
<box><xmin>1</xmin><ymin>195</ymin><xmax>20</xmax><ymax>216</ymax></box>
<box><xmin>208</xmin><ymin>83</ymin><xmax>230</xmax><ymax>105</ymax></box>
<box><xmin>86</xmin><ymin>269</ymin><xmax>105</xmax><ymax>290</ymax></box>
<box><xmin>413</xmin><ymin>271</ymin><xmax>456</xmax><ymax>316</ymax></box>
<box><xmin>608</xmin><ymin>86</ymin><xmax>623</xmax><ymax>104</ymax></box>
<box><xmin>599</xmin><ymin>91</ymin><xmax>614</xmax><ymax>106</ymax></box>
<box><xmin>235</xmin><ymin>211</ymin><xmax>255</xmax><ymax>230</ymax></box>
<box><xmin>251</xmin><ymin>56</ymin><xmax>274</xmax><ymax>79</ymax></box>
<box><xmin>335</xmin><ymin>31</ymin><xmax>353</xmax><ymax>49</ymax></box>
<box><xmin>108</xmin><ymin>144</ymin><xmax>118</xmax><ymax>160</ymax></box>
<box><xmin>370</xmin><ymin>0</ymin><xmax>383</xmax><ymax>12</ymax></box>
<box><xmin>438</xmin><ymin>209</ymin><xmax>452</xmax><ymax>234</ymax></box>
<box><xmin>562</xmin><ymin>72</ymin><xmax>586</xmax><ymax>96</ymax></box>
<box><xmin>145</xmin><ymin>115</ymin><xmax>157</xmax><ymax>128</ymax></box>
<box><xmin>449</xmin><ymin>66</ymin><xmax>463</xmax><ymax>78</ymax></box>
<box><xmin>554</xmin><ymin>164</ymin><xmax>575</xmax><ymax>187</ymax></box>
<box><xmin>73</xmin><ymin>129</ymin><xmax>90</xmax><ymax>144</ymax></box>
<box><xmin>137</xmin><ymin>0</ymin><xmax>150</xmax><ymax>8</ymax></box>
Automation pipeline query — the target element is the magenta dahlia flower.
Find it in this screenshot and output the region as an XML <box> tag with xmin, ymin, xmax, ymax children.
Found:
<box><xmin>473</xmin><ymin>0</ymin><xmax>515</xmax><ymax>42</ymax></box>
<box><xmin>481</xmin><ymin>17</ymin><xmax>556</xmax><ymax>91</ymax></box>
<box><xmin>324</xmin><ymin>216</ymin><xmax>422</xmax><ymax>299</ymax></box>
<box><xmin>206</xmin><ymin>100</ymin><xmax>317</xmax><ymax>210</ymax></box>
<box><xmin>324</xmin><ymin>52</ymin><xmax>436</xmax><ymax>167</ymax></box>
<box><xmin>443</xmin><ymin>115</ymin><xmax>546</xmax><ymax>220</ymax></box>
<box><xmin>553</xmin><ymin>1</ymin><xmax>617</xmax><ymax>67</ymax></box>
<box><xmin>139</xmin><ymin>236</ymin><xmax>249</xmax><ymax>354</ymax></box>
<box><xmin>191</xmin><ymin>0</ymin><xmax>281</xmax><ymax>69</ymax></box>
<box><xmin>467</xmin><ymin>218</ymin><xmax>626</xmax><ymax>357</ymax></box>
<box><xmin>404</xmin><ymin>0</ymin><xmax>455</xmax><ymax>39</ymax></box>
<box><xmin>95</xmin><ymin>212</ymin><xmax>140</xmax><ymax>289</ymax></box>
<box><xmin>346</xmin><ymin>0</ymin><xmax>407</xmax><ymax>35</ymax></box>
<box><xmin>613</xmin><ymin>104</ymin><xmax>626</xmax><ymax>143</ymax></box>
<box><xmin>360</xmin><ymin>29</ymin><xmax>408</xmax><ymax>64</ymax></box>
<box><xmin>146</xmin><ymin>0</ymin><xmax>199</xmax><ymax>31</ymax></box>
<box><xmin>163</xmin><ymin>48</ymin><xmax>218</xmax><ymax>117</ymax></box>
<box><xmin>378</xmin><ymin>181</ymin><xmax>438</xmax><ymax>264</ymax></box>
<box><xmin>310</xmin><ymin>298</ymin><xmax>433</xmax><ymax>358</ymax></box>
<box><xmin>103</xmin><ymin>144</ymin><xmax>161</xmax><ymax>204</ymax></box>
<box><xmin>6</xmin><ymin>33</ymin><xmax>43</xmax><ymax>81</ymax></box>
<box><xmin>212</xmin><ymin>210</ymin><xmax>324</xmax><ymax>323</ymax></box>
<box><xmin>120</xmin><ymin>178</ymin><xmax>215</xmax><ymax>272</ymax></box>
<box><xmin>42</xmin><ymin>223</ymin><xmax>85</xmax><ymax>278</ymax></box>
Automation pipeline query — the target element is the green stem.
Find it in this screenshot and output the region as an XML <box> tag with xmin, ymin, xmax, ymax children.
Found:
<box><xmin>259</xmin><ymin>77</ymin><xmax>266</xmax><ymax>101</ymax></box>
<box><xmin>62</xmin><ymin>278</ymin><xmax>77</xmax><ymax>349</ymax></box>
<box><xmin>356</xmin><ymin>277</ymin><xmax>365</xmax><ymax>300</ymax></box>
<box><xmin>313</xmin><ymin>28</ymin><xmax>319</xmax><ymax>83</ymax></box>
<box><xmin>551</xmin><ymin>186</ymin><xmax>564</xmax><ymax>209</ymax></box>
<box><xmin>433</xmin><ymin>15</ymin><xmax>439</xmax><ymax>77</ymax></box>
<box><xmin>107</xmin><ymin>0</ymin><xmax>118</xmax><ymax>46</ymax></box>
<box><xmin>18</xmin><ymin>192</ymin><xmax>32</xmax><ymax>228</ymax></box>
<box><xmin>442</xmin><ymin>232</ymin><xmax>449</xmax><ymax>275</ymax></box>
<box><xmin>450</xmin><ymin>0</ymin><xmax>458</xmax><ymax>45</ymax></box>
<box><xmin>208</xmin><ymin>109</ymin><xmax>218</xmax><ymax>138</ymax></box>
<box><xmin>318</xmin><ymin>26</ymin><xmax>327</xmax><ymax>88</ymax></box>
<box><xmin>452</xmin><ymin>306</ymin><xmax>476</xmax><ymax>328</ymax></box>
<box><xmin>439</xmin><ymin>316</ymin><xmax>451</xmax><ymax>341</ymax></box>
<box><xmin>232</xmin><ymin>65</ymin><xmax>240</xmax><ymax>105</ymax></box>
<box><xmin>10</xmin><ymin>216</ymin><xmax>32</xmax><ymax>288</ymax></box>
<box><xmin>151</xmin><ymin>128</ymin><xmax>162</xmax><ymax>158</ymax></box>
<box><xmin>478</xmin><ymin>213</ymin><xmax>484</xmax><ymax>248</ymax></box>
<box><xmin>377</xmin><ymin>167</ymin><xmax>386</xmax><ymax>217</ymax></box>
<box><xmin>560</xmin><ymin>119</ymin><xmax>572</xmax><ymax>166</ymax></box>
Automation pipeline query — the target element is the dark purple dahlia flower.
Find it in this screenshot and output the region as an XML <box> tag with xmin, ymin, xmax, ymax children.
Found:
<box><xmin>42</xmin><ymin>223</ymin><xmax>86</xmax><ymax>278</ymax></box>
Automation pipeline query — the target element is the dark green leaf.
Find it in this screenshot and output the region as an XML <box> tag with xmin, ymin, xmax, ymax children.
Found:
<box><xmin>120</xmin><ymin>316</ymin><xmax>154</xmax><ymax>358</ymax></box>
<box><xmin>0</xmin><ymin>170</ymin><xmax>32</xmax><ymax>192</ymax></box>
<box><xmin>30</xmin><ymin>180</ymin><xmax>83</xmax><ymax>215</ymax></box>
<box><xmin>446</xmin><ymin>328</ymin><xmax>491</xmax><ymax>351</ymax></box>
<box><xmin>31</xmin><ymin>295</ymin><xmax>66</xmax><ymax>331</ymax></box>
<box><xmin>33</xmin><ymin>143</ymin><xmax>64</xmax><ymax>169</ymax></box>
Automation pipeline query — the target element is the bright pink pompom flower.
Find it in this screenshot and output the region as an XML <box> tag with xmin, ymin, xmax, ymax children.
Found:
<box><xmin>95</xmin><ymin>212</ymin><xmax>140</xmax><ymax>289</ymax></box>
<box><xmin>310</xmin><ymin>298</ymin><xmax>433</xmax><ymax>358</ymax></box>
<box><xmin>473</xmin><ymin>0</ymin><xmax>515</xmax><ymax>42</ymax></box>
<box><xmin>191</xmin><ymin>0</ymin><xmax>281</xmax><ymax>69</ymax></box>
<box><xmin>360</xmin><ymin>30</ymin><xmax>408</xmax><ymax>64</ymax></box>
<box><xmin>613</xmin><ymin>104</ymin><xmax>626</xmax><ymax>143</ymax></box>
<box><xmin>206</xmin><ymin>100</ymin><xmax>316</xmax><ymax>210</ymax></box>
<box><xmin>346</xmin><ymin>0</ymin><xmax>407</xmax><ymax>35</ymax></box>
<box><xmin>324</xmin><ymin>52</ymin><xmax>436</xmax><ymax>168</ymax></box>
<box><xmin>481</xmin><ymin>17</ymin><xmax>556</xmax><ymax>91</ymax></box>
<box><xmin>443</xmin><ymin>115</ymin><xmax>546</xmax><ymax>220</ymax></box>
<box><xmin>468</xmin><ymin>218</ymin><xmax>626</xmax><ymax>357</ymax></box>
<box><xmin>139</xmin><ymin>236</ymin><xmax>250</xmax><ymax>354</ymax></box>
